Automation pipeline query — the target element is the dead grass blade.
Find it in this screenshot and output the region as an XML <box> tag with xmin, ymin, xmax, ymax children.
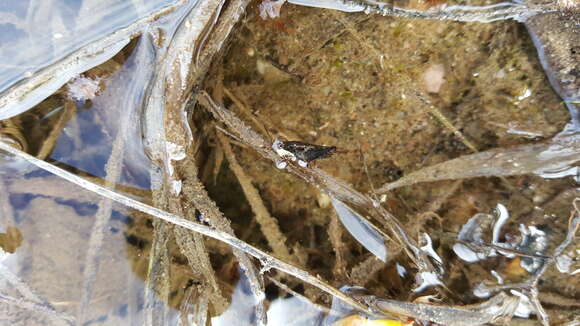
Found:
<box><xmin>328</xmin><ymin>210</ymin><xmax>347</xmax><ymax>280</ymax></box>
<box><xmin>368</xmin><ymin>292</ymin><xmax>519</xmax><ymax>326</ymax></box>
<box><xmin>140</xmin><ymin>0</ymin><xmax>260</xmax><ymax>321</ymax></box>
<box><xmin>341</xmin><ymin>0</ymin><xmax>547</xmax><ymax>22</ymax></box>
<box><xmin>144</xmin><ymin>215</ymin><xmax>172</xmax><ymax>326</ymax></box>
<box><xmin>378</xmin><ymin>134</ymin><xmax>580</xmax><ymax>193</ymax></box>
<box><xmin>174</xmin><ymin>226</ymin><xmax>229</xmax><ymax>313</ymax></box>
<box><xmin>179</xmin><ymin>158</ymin><xmax>267</xmax><ymax>326</ymax></box>
<box><xmin>0</xmin><ymin>141</ymin><xmax>380</xmax><ymax>318</ymax></box>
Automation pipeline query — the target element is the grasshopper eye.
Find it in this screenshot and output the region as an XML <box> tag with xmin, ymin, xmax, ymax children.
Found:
<box><xmin>272</xmin><ymin>138</ymin><xmax>297</xmax><ymax>161</ymax></box>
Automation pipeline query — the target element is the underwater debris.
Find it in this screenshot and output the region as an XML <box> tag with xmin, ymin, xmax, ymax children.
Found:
<box><xmin>396</xmin><ymin>263</ymin><xmax>407</xmax><ymax>277</ymax></box>
<box><xmin>517</xmin><ymin>224</ymin><xmax>549</xmax><ymax>273</ymax></box>
<box><xmin>66</xmin><ymin>76</ymin><xmax>101</xmax><ymax>102</ymax></box>
<box><xmin>555</xmin><ymin>253</ymin><xmax>580</xmax><ymax>275</ymax></box>
<box><xmin>419</xmin><ymin>233</ymin><xmax>443</xmax><ymax>266</ymax></box>
<box><xmin>422</xmin><ymin>63</ymin><xmax>446</xmax><ymax>94</ymax></box>
<box><xmin>453</xmin><ymin>212</ymin><xmax>497</xmax><ymax>263</ymax></box>
<box><xmin>331</xmin><ymin>197</ymin><xmax>388</xmax><ymax>262</ymax></box>
<box><xmin>413</xmin><ymin>271</ymin><xmax>443</xmax><ymax>293</ymax></box>
<box><xmin>453</xmin><ymin>203</ymin><xmax>550</xmax><ymax>273</ymax></box>
<box><xmin>259</xmin><ymin>0</ymin><xmax>287</xmax><ymax>19</ymax></box>
<box><xmin>509</xmin><ymin>290</ymin><xmax>535</xmax><ymax>318</ymax></box>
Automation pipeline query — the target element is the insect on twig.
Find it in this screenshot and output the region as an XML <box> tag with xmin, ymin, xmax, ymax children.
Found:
<box><xmin>272</xmin><ymin>138</ymin><xmax>344</xmax><ymax>168</ymax></box>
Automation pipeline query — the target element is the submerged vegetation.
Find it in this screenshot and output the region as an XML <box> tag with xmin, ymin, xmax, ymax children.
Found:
<box><xmin>0</xmin><ymin>0</ymin><xmax>578</xmax><ymax>325</ymax></box>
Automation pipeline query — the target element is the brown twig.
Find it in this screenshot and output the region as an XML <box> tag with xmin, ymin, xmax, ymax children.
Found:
<box><xmin>328</xmin><ymin>211</ymin><xmax>348</xmax><ymax>281</ymax></box>
<box><xmin>217</xmin><ymin>132</ymin><xmax>299</xmax><ymax>263</ymax></box>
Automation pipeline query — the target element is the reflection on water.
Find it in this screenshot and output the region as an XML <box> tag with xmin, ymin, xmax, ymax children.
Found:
<box><xmin>1</xmin><ymin>36</ymin><xmax>154</xmax><ymax>191</ymax></box>
<box><xmin>0</xmin><ymin>157</ymin><xmax>334</xmax><ymax>326</ymax></box>
<box><xmin>0</xmin><ymin>0</ymin><xmax>181</xmax><ymax>94</ymax></box>
<box><xmin>0</xmin><ymin>160</ymin><xmax>148</xmax><ymax>325</ymax></box>
<box><xmin>50</xmin><ymin>107</ymin><xmax>113</xmax><ymax>179</ymax></box>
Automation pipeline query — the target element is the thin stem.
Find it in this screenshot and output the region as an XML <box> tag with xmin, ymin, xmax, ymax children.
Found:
<box><xmin>0</xmin><ymin>141</ymin><xmax>380</xmax><ymax>318</ymax></box>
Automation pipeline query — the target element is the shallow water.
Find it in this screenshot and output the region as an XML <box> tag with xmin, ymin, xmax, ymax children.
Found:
<box><xmin>0</xmin><ymin>0</ymin><xmax>579</xmax><ymax>325</ymax></box>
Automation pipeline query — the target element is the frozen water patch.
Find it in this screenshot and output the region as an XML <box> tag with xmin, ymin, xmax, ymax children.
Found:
<box><xmin>67</xmin><ymin>76</ymin><xmax>101</xmax><ymax>101</ymax></box>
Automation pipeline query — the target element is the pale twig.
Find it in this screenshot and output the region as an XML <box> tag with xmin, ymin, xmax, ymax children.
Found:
<box><xmin>77</xmin><ymin>83</ymin><xmax>132</xmax><ymax>325</ymax></box>
<box><xmin>342</xmin><ymin>0</ymin><xmax>549</xmax><ymax>22</ymax></box>
<box><xmin>0</xmin><ymin>265</ymin><xmax>54</xmax><ymax>309</ymax></box>
<box><xmin>267</xmin><ymin>276</ymin><xmax>335</xmax><ymax>316</ymax></box>
<box><xmin>0</xmin><ymin>141</ymin><xmax>379</xmax><ymax>317</ymax></box>
<box><xmin>0</xmin><ymin>292</ymin><xmax>75</xmax><ymax>326</ymax></box>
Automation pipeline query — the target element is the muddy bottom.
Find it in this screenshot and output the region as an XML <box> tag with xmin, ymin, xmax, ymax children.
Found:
<box><xmin>0</xmin><ymin>1</ymin><xmax>578</xmax><ymax>325</ymax></box>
